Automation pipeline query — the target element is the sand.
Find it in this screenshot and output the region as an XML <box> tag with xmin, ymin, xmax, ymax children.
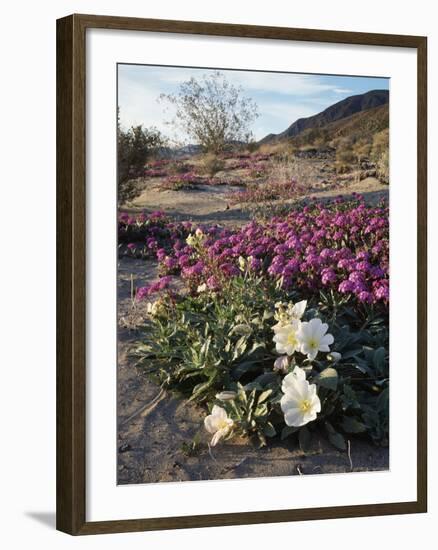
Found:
<box><xmin>122</xmin><ymin>176</ymin><xmax>388</xmax><ymax>227</ymax></box>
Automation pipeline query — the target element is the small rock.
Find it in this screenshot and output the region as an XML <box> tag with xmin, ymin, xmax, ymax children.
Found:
<box><xmin>118</xmin><ymin>443</ymin><xmax>132</xmax><ymax>453</ymax></box>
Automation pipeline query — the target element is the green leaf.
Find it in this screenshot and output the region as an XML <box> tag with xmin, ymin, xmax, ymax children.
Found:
<box><xmin>247</xmin><ymin>372</ymin><xmax>278</xmax><ymax>389</ymax></box>
<box><xmin>254</xmin><ymin>404</ymin><xmax>268</xmax><ymax>417</ymax></box>
<box><xmin>257</xmin><ymin>389</ymin><xmax>273</xmax><ymax>404</ymax></box>
<box><xmin>298</xmin><ymin>426</ymin><xmax>312</xmax><ymax>452</ymax></box>
<box><xmin>315</xmin><ymin>367</ymin><xmax>338</xmax><ymax>391</ymax></box>
<box><xmin>340</xmin><ymin>416</ymin><xmax>367</xmax><ymax>433</ymax></box>
<box><xmin>262</xmin><ymin>309</ymin><xmax>274</xmax><ymax>321</ymax></box>
<box><xmin>328</xmin><ymin>431</ymin><xmax>347</xmax><ymax>451</ymax></box>
<box><xmin>376</xmin><ymin>387</ymin><xmax>389</xmax><ymax>412</ymax></box>
<box><xmin>325</xmin><ymin>421</ymin><xmax>347</xmax><ymax>450</ymax></box>
<box><xmin>229</xmin><ymin>324</ymin><xmax>252</xmax><ymax>336</ymax></box>
<box><xmin>188</xmin><ymin>373</ymin><xmax>216</xmax><ymax>402</ymax></box>
<box><xmin>373</xmin><ymin>347</ymin><xmax>387</xmax><ymax>374</ymax></box>
<box><xmin>231</xmin><ymin>360</ymin><xmax>260</xmax><ymax>380</ymax></box>
<box><xmin>281</xmin><ymin>425</ymin><xmax>299</xmax><ymax>440</ymax></box>
<box><xmin>263</xmin><ymin>422</ymin><xmax>276</xmax><ymax>437</ymax></box>
<box><xmin>340</xmin><ymin>348</ymin><xmax>362</xmax><ymax>360</ymax></box>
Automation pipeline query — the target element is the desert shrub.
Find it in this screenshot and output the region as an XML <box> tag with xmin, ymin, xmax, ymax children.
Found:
<box><xmin>159</xmin><ymin>71</ymin><xmax>259</xmax><ymax>154</ymax></box>
<box><xmin>262</xmin><ymin>153</ymin><xmax>321</xmax><ymax>191</ymax></box>
<box><xmin>371</xmin><ymin>129</ymin><xmax>389</xmax><ymax>183</ymax></box>
<box><xmin>246</xmin><ymin>140</ymin><xmax>259</xmax><ymax>153</ymax></box>
<box><xmin>168</xmin><ymin>161</ymin><xmax>195</xmax><ymax>175</ymax></box>
<box><xmin>118</xmin><ymin>122</ymin><xmax>165</xmax><ymax>203</ymax></box>
<box><xmin>199</xmin><ymin>154</ymin><xmax>226</xmax><ymax>176</ymax></box>
<box><xmin>267</xmin><ymin>153</ymin><xmax>298</xmax><ymax>182</ymax></box>
<box><xmin>353</xmin><ymin>138</ymin><xmax>372</xmax><ymax>163</ymax></box>
<box><xmin>335</xmin><ymin>138</ymin><xmax>356</xmax><ymax>174</ymax></box>
<box><xmin>376</xmin><ymin>150</ymin><xmax>389</xmax><ymax>184</ymax></box>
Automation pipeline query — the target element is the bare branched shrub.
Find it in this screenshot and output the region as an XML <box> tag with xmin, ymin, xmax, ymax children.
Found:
<box><xmin>159</xmin><ymin>71</ymin><xmax>259</xmax><ymax>154</ymax></box>
<box><xmin>266</xmin><ymin>153</ymin><xmax>319</xmax><ymax>188</ymax></box>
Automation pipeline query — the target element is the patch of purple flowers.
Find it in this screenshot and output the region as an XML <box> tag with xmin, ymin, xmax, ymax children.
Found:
<box><xmin>155</xmin><ymin>197</ymin><xmax>389</xmax><ymax>306</ymax></box>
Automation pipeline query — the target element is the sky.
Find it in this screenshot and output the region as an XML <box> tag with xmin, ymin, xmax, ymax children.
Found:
<box><xmin>118</xmin><ymin>64</ymin><xmax>389</xmax><ymax>142</ymax></box>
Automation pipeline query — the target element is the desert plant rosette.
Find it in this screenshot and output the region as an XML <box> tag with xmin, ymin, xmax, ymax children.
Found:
<box><xmin>201</xmin><ymin>298</ymin><xmax>387</xmax><ymax>451</ymax></box>
<box><xmin>135</xmin><ymin>279</ymin><xmax>388</xmax><ymax>452</ymax></box>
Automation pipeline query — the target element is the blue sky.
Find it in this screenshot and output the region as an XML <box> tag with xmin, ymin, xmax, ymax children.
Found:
<box><xmin>118</xmin><ymin>64</ymin><xmax>389</xmax><ymax>142</ymax></box>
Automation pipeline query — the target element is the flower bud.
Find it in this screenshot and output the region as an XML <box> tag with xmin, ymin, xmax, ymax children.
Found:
<box><xmin>215</xmin><ymin>391</ymin><xmax>237</xmax><ymax>401</ymax></box>
<box><xmin>273</xmin><ymin>355</ymin><xmax>289</xmax><ymax>374</ymax></box>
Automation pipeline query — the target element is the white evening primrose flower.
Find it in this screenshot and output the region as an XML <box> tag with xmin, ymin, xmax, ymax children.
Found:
<box><xmin>215</xmin><ymin>391</ymin><xmax>237</xmax><ymax>401</ymax></box>
<box><xmin>298</xmin><ymin>318</ymin><xmax>334</xmax><ymax>361</ymax></box>
<box><xmin>197</xmin><ymin>283</ymin><xmax>207</xmax><ymax>293</ymax></box>
<box><xmin>273</xmin><ymin>320</ymin><xmax>302</xmax><ymax>356</ymax></box>
<box><xmin>204</xmin><ymin>405</ymin><xmax>234</xmax><ymax>446</ymax></box>
<box><xmin>280</xmin><ymin>374</ymin><xmax>321</xmax><ymax>427</ymax></box>
<box><xmin>281</xmin><ymin>366</ymin><xmax>307</xmax><ymax>393</ymax></box>
<box><xmin>146</xmin><ymin>300</ymin><xmax>160</xmax><ymax>316</ymax></box>
<box><xmin>327</xmin><ymin>352</ymin><xmax>342</xmax><ymax>362</ymax></box>
<box><xmin>288</xmin><ymin>300</ymin><xmax>307</xmax><ymax>320</ymax></box>
<box><xmin>273</xmin><ymin>355</ymin><xmax>289</xmax><ymax>374</ymax></box>
<box><xmin>186</xmin><ymin>234</ymin><xmax>196</xmax><ymax>246</ymax></box>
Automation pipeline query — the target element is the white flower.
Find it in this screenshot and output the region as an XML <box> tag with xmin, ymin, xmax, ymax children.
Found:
<box><xmin>215</xmin><ymin>391</ymin><xmax>237</xmax><ymax>401</ymax></box>
<box><xmin>197</xmin><ymin>283</ymin><xmax>207</xmax><ymax>293</ymax></box>
<box><xmin>280</xmin><ymin>374</ymin><xmax>321</xmax><ymax>427</ymax></box>
<box><xmin>204</xmin><ymin>405</ymin><xmax>234</xmax><ymax>446</ymax></box>
<box><xmin>289</xmin><ymin>300</ymin><xmax>307</xmax><ymax>320</ymax></box>
<box><xmin>195</xmin><ymin>228</ymin><xmax>204</xmax><ymax>238</ymax></box>
<box><xmin>273</xmin><ymin>320</ymin><xmax>301</xmax><ymax>356</ymax></box>
<box><xmin>238</xmin><ymin>256</ymin><xmax>246</xmax><ymax>271</ymax></box>
<box><xmin>281</xmin><ymin>366</ymin><xmax>307</xmax><ymax>393</ymax></box>
<box><xmin>298</xmin><ymin>318</ymin><xmax>334</xmax><ymax>361</ymax></box>
<box><xmin>146</xmin><ymin>300</ymin><xmax>160</xmax><ymax>316</ymax></box>
<box><xmin>327</xmin><ymin>352</ymin><xmax>342</xmax><ymax>362</ymax></box>
<box><xmin>273</xmin><ymin>355</ymin><xmax>289</xmax><ymax>374</ymax></box>
<box><xmin>186</xmin><ymin>234</ymin><xmax>196</xmax><ymax>246</ymax></box>
<box><xmin>273</xmin><ymin>300</ymin><xmax>307</xmax><ymax>332</ymax></box>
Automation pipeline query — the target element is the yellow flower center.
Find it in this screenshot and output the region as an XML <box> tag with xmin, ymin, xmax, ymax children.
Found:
<box><xmin>299</xmin><ymin>399</ymin><xmax>312</xmax><ymax>413</ymax></box>
<box><xmin>287</xmin><ymin>333</ymin><xmax>298</xmax><ymax>346</ymax></box>
<box><xmin>217</xmin><ymin>419</ymin><xmax>230</xmax><ymax>431</ymax></box>
<box><xmin>308</xmin><ymin>338</ymin><xmax>318</xmax><ymax>350</ymax></box>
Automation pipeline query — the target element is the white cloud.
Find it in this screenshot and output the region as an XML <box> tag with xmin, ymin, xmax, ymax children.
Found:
<box><xmin>332</xmin><ymin>87</ymin><xmax>354</xmax><ymax>94</ymax></box>
<box><xmin>117</xmin><ymin>65</ymin><xmax>388</xmax><ymax>141</ymax></box>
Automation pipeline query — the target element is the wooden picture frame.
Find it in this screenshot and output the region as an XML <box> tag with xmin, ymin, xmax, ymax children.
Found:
<box><xmin>56</xmin><ymin>13</ymin><xmax>427</xmax><ymax>535</ymax></box>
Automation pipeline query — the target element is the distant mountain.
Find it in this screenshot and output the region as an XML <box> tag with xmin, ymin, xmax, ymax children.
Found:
<box><xmin>259</xmin><ymin>89</ymin><xmax>389</xmax><ymax>145</ymax></box>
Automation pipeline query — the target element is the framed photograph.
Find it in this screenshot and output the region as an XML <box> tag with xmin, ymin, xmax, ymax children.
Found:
<box><xmin>56</xmin><ymin>14</ymin><xmax>427</xmax><ymax>535</ymax></box>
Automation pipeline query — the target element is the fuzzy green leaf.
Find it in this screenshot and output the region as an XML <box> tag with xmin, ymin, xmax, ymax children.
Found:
<box><xmin>298</xmin><ymin>426</ymin><xmax>312</xmax><ymax>451</ymax></box>
<box><xmin>340</xmin><ymin>416</ymin><xmax>367</xmax><ymax>433</ymax></box>
<box><xmin>263</xmin><ymin>422</ymin><xmax>276</xmax><ymax>437</ymax></box>
<box><xmin>315</xmin><ymin>367</ymin><xmax>338</xmax><ymax>391</ymax></box>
